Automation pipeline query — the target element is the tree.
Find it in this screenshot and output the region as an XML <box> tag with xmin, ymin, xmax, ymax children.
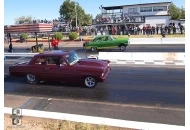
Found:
<box><xmin>168</xmin><ymin>2</ymin><xmax>185</xmax><ymax>20</ymax></box>
<box><xmin>15</xmin><ymin>16</ymin><xmax>33</xmax><ymax>24</ymax></box>
<box><xmin>59</xmin><ymin>0</ymin><xmax>92</xmax><ymax>27</ymax></box>
<box><xmin>180</xmin><ymin>7</ymin><xmax>185</xmax><ymax>19</ymax></box>
<box><xmin>95</xmin><ymin>14</ymin><xmax>102</xmax><ymax>19</ymax></box>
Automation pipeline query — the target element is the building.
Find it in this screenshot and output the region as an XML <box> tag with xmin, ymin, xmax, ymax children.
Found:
<box><xmin>93</xmin><ymin>2</ymin><xmax>173</xmax><ymax>28</ymax></box>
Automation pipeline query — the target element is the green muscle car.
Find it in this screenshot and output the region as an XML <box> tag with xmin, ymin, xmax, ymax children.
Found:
<box><xmin>83</xmin><ymin>35</ymin><xmax>130</xmax><ymax>51</ymax></box>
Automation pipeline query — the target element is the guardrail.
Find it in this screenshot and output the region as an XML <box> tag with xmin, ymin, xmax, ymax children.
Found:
<box><xmin>4</xmin><ymin>53</ymin><xmax>38</xmax><ymax>57</ymax></box>
<box><xmin>99</xmin><ymin>52</ymin><xmax>185</xmax><ymax>61</ymax></box>
<box><xmin>4</xmin><ymin>52</ymin><xmax>185</xmax><ymax>61</ymax></box>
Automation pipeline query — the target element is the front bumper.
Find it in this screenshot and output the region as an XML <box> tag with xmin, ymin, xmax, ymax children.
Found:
<box><xmin>99</xmin><ymin>67</ymin><xmax>111</xmax><ymax>82</ymax></box>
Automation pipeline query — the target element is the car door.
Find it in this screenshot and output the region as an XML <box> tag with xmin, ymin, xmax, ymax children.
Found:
<box><xmin>28</xmin><ymin>56</ymin><xmax>47</xmax><ymax>81</ymax></box>
<box><xmin>101</xmin><ymin>36</ymin><xmax>115</xmax><ymax>48</ymax></box>
<box><xmin>44</xmin><ymin>56</ymin><xmax>73</xmax><ymax>82</ymax></box>
<box><xmin>94</xmin><ymin>37</ymin><xmax>108</xmax><ymax>49</ymax></box>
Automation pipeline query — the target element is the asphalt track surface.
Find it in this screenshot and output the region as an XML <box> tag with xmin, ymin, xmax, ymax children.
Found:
<box><xmin>4</xmin><ymin>44</ymin><xmax>185</xmax><ymax>53</ymax></box>
<box><xmin>4</xmin><ymin>60</ymin><xmax>185</xmax><ymax>125</ymax></box>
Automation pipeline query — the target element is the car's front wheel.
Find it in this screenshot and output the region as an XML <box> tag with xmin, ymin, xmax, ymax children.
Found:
<box><xmin>119</xmin><ymin>44</ymin><xmax>126</xmax><ymax>51</ymax></box>
<box><xmin>91</xmin><ymin>47</ymin><xmax>97</xmax><ymax>52</ymax></box>
<box><xmin>26</xmin><ymin>74</ymin><xmax>38</xmax><ymax>84</ymax></box>
<box><xmin>84</xmin><ymin>76</ymin><xmax>97</xmax><ymax>88</ymax></box>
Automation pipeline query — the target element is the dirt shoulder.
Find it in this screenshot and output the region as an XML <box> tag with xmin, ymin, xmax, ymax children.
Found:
<box><xmin>4</xmin><ymin>114</ymin><xmax>137</xmax><ymax>130</ymax></box>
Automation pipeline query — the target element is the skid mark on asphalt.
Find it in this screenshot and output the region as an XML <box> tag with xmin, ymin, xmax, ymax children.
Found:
<box><xmin>10</xmin><ymin>94</ymin><xmax>184</xmax><ymax>112</ymax></box>
<box><xmin>19</xmin><ymin>97</ymin><xmax>52</xmax><ymax>111</ymax></box>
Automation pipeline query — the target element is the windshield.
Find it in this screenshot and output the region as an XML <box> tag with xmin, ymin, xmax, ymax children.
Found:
<box><xmin>65</xmin><ymin>51</ymin><xmax>81</xmax><ymax>65</ymax></box>
<box><xmin>110</xmin><ymin>35</ymin><xmax>116</xmax><ymax>40</ymax></box>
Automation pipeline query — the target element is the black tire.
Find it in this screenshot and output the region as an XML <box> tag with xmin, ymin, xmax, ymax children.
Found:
<box><xmin>119</xmin><ymin>44</ymin><xmax>126</xmax><ymax>51</ymax></box>
<box><xmin>83</xmin><ymin>43</ymin><xmax>86</xmax><ymax>49</ymax></box>
<box><xmin>84</xmin><ymin>76</ymin><xmax>97</xmax><ymax>88</ymax></box>
<box><xmin>26</xmin><ymin>74</ymin><xmax>38</xmax><ymax>84</ymax></box>
<box><xmin>91</xmin><ymin>47</ymin><xmax>97</xmax><ymax>52</ymax></box>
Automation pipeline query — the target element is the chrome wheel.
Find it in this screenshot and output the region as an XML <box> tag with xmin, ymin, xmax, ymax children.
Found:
<box><xmin>84</xmin><ymin>77</ymin><xmax>96</xmax><ymax>88</ymax></box>
<box><xmin>120</xmin><ymin>45</ymin><xmax>126</xmax><ymax>51</ymax></box>
<box><xmin>91</xmin><ymin>47</ymin><xmax>97</xmax><ymax>52</ymax></box>
<box><xmin>26</xmin><ymin>74</ymin><xmax>37</xmax><ymax>84</ymax></box>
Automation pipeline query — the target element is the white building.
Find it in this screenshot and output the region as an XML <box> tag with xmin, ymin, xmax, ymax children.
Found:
<box><xmin>122</xmin><ymin>2</ymin><xmax>171</xmax><ymax>27</ymax></box>
<box><xmin>93</xmin><ymin>2</ymin><xmax>182</xmax><ymax>28</ymax></box>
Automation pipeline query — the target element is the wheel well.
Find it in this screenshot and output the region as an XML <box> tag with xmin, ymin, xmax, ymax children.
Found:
<box><xmin>82</xmin><ymin>75</ymin><xmax>97</xmax><ymax>81</ymax></box>
<box><xmin>119</xmin><ymin>43</ymin><xmax>126</xmax><ymax>47</ymax></box>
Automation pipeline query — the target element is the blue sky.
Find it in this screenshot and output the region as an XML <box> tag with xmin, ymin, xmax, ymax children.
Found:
<box><xmin>4</xmin><ymin>0</ymin><xmax>184</xmax><ymax>25</ymax></box>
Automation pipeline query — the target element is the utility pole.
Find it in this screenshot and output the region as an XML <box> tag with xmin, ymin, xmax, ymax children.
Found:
<box><xmin>75</xmin><ymin>0</ymin><xmax>77</xmax><ymax>27</ymax></box>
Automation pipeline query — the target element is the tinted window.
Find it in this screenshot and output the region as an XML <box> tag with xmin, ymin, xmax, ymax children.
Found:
<box><xmin>46</xmin><ymin>57</ymin><xmax>60</xmax><ymax>65</ymax></box>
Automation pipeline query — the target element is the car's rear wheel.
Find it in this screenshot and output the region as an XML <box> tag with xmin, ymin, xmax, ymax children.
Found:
<box><xmin>91</xmin><ymin>47</ymin><xmax>97</xmax><ymax>52</ymax></box>
<box><xmin>26</xmin><ymin>74</ymin><xmax>38</xmax><ymax>84</ymax></box>
<box><xmin>84</xmin><ymin>76</ymin><xmax>97</xmax><ymax>88</ymax></box>
<box><xmin>119</xmin><ymin>44</ymin><xmax>126</xmax><ymax>51</ymax></box>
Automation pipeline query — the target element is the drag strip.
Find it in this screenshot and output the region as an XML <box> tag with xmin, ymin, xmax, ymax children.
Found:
<box><xmin>4</xmin><ymin>44</ymin><xmax>185</xmax><ymax>53</ymax></box>
<box><xmin>4</xmin><ymin>61</ymin><xmax>185</xmax><ymax>125</ymax></box>
<box><xmin>4</xmin><ymin>62</ymin><xmax>185</xmax><ymax>109</ymax></box>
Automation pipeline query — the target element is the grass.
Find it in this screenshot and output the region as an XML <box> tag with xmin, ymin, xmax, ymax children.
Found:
<box><xmin>42</xmin><ymin>120</ymin><xmax>110</xmax><ymax>130</ymax></box>
<box><xmin>4</xmin><ymin>114</ymin><xmax>136</xmax><ymax>130</ymax></box>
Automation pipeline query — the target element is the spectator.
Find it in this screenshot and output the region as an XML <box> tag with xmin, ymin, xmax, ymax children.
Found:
<box><xmin>51</xmin><ymin>36</ymin><xmax>59</xmax><ymax>50</ymax></box>
<box><xmin>152</xmin><ymin>26</ymin><xmax>155</xmax><ymax>35</ymax></box>
<box><xmin>100</xmin><ymin>27</ymin><xmax>104</xmax><ymax>35</ymax></box>
<box><xmin>134</xmin><ymin>26</ymin><xmax>137</xmax><ymax>35</ymax></box>
<box><xmin>137</xmin><ymin>26</ymin><xmax>140</xmax><ymax>35</ymax></box>
<box><xmin>143</xmin><ymin>26</ymin><xmax>146</xmax><ymax>35</ymax></box>
<box><xmin>156</xmin><ymin>26</ymin><xmax>159</xmax><ymax>34</ymax></box>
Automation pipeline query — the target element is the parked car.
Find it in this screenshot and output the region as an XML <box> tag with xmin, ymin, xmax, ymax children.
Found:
<box><xmin>83</xmin><ymin>35</ymin><xmax>130</xmax><ymax>51</ymax></box>
<box><xmin>9</xmin><ymin>50</ymin><xmax>111</xmax><ymax>88</ymax></box>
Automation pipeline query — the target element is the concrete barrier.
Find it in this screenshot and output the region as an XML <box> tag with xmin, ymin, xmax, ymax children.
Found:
<box><xmin>99</xmin><ymin>52</ymin><xmax>185</xmax><ymax>61</ymax></box>
<box><xmin>129</xmin><ymin>38</ymin><xmax>185</xmax><ymax>44</ymax></box>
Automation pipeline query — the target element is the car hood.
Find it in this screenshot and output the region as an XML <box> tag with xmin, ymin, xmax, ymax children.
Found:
<box><xmin>13</xmin><ymin>61</ymin><xmax>30</xmax><ymax>66</ymax></box>
<box><xmin>76</xmin><ymin>59</ymin><xmax>108</xmax><ymax>68</ymax></box>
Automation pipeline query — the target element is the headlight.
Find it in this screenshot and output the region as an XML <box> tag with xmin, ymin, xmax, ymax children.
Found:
<box><xmin>101</xmin><ymin>73</ymin><xmax>104</xmax><ymax>77</ymax></box>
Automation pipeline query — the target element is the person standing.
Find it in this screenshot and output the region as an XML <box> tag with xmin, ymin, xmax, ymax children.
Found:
<box><xmin>51</xmin><ymin>36</ymin><xmax>59</xmax><ymax>50</ymax></box>
<box><xmin>152</xmin><ymin>26</ymin><xmax>155</xmax><ymax>35</ymax></box>
<box><xmin>156</xmin><ymin>26</ymin><xmax>159</xmax><ymax>34</ymax></box>
<box><xmin>100</xmin><ymin>27</ymin><xmax>104</xmax><ymax>35</ymax></box>
<box><xmin>137</xmin><ymin>26</ymin><xmax>140</xmax><ymax>35</ymax></box>
<box><xmin>143</xmin><ymin>26</ymin><xmax>146</xmax><ymax>35</ymax></box>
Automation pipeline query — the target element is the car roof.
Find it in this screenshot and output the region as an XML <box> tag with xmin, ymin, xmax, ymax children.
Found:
<box><xmin>35</xmin><ymin>50</ymin><xmax>71</xmax><ymax>57</ymax></box>
<box><xmin>94</xmin><ymin>35</ymin><xmax>112</xmax><ymax>38</ymax></box>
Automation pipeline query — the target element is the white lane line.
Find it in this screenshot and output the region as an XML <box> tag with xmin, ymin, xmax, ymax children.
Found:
<box><xmin>116</xmin><ymin>61</ymin><xmax>126</xmax><ymax>64</ymax></box>
<box><xmin>4</xmin><ymin>107</ymin><xmax>185</xmax><ymax>130</ymax></box>
<box><xmin>175</xmin><ymin>63</ymin><xmax>185</xmax><ymax>65</ymax></box>
<box><xmin>154</xmin><ymin>62</ymin><xmax>166</xmax><ymax>65</ymax></box>
<box><xmin>135</xmin><ymin>62</ymin><xmax>145</xmax><ymax>64</ymax></box>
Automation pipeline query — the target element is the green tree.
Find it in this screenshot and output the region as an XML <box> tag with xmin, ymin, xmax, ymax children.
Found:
<box><xmin>59</xmin><ymin>0</ymin><xmax>92</xmax><ymax>27</ymax></box>
<box><xmin>95</xmin><ymin>14</ymin><xmax>102</xmax><ymax>19</ymax></box>
<box><xmin>168</xmin><ymin>2</ymin><xmax>185</xmax><ymax>20</ymax></box>
<box><xmin>15</xmin><ymin>16</ymin><xmax>33</xmax><ymax>24</ymax></box>
<box><xmin>180</xmin><ymin>7</ymin><xmax>185</xmax><ymax>19</ymax></box>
